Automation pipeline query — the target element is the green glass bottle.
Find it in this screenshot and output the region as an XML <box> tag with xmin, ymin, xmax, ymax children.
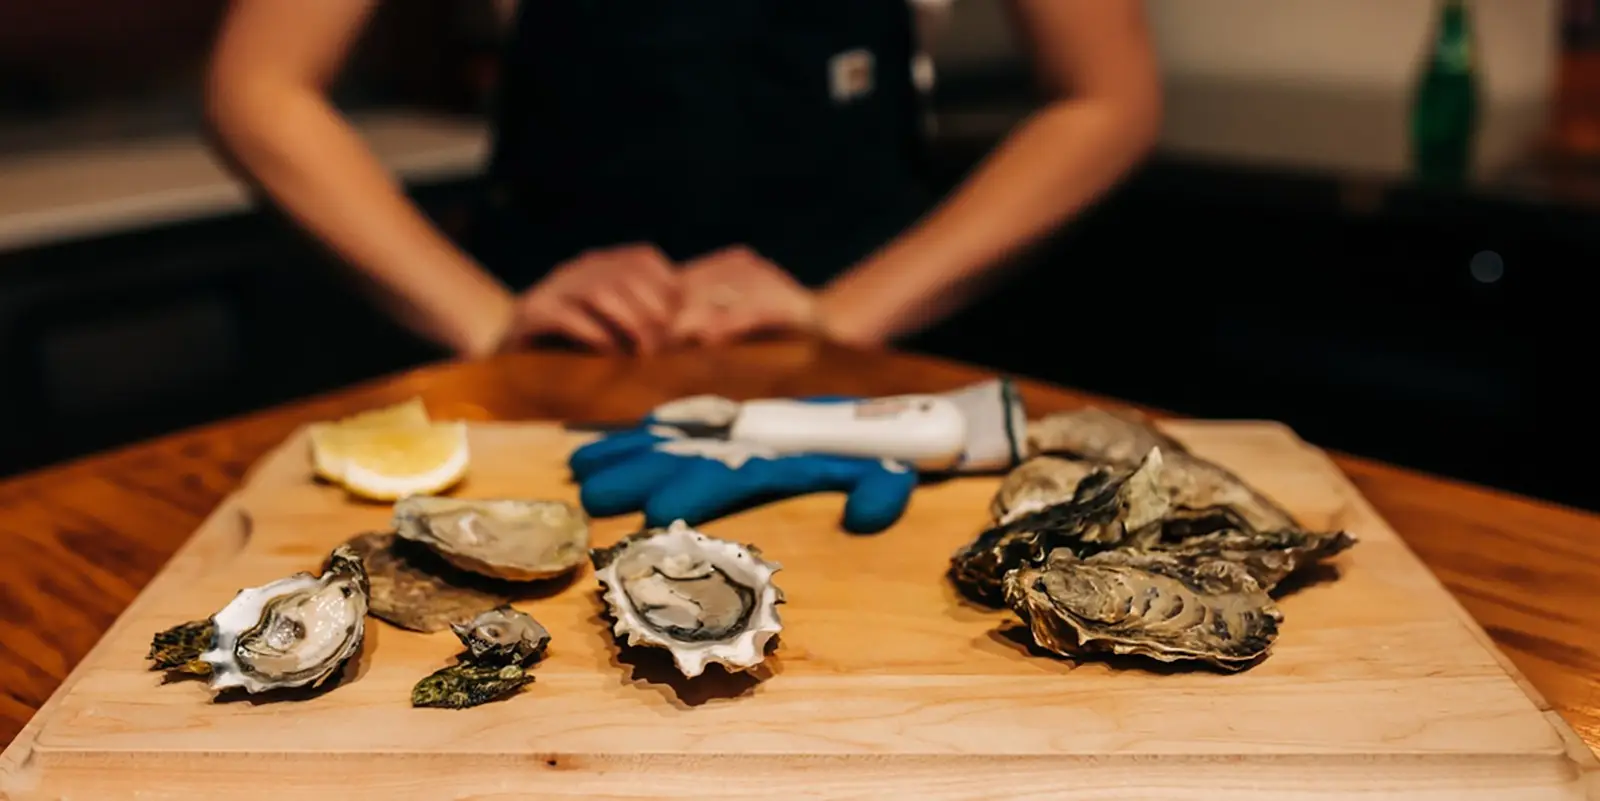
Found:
<box><xmin>1410</xmin><ymin>0</ymin><xmax>1480</xmax><ymax>184</ymax></box>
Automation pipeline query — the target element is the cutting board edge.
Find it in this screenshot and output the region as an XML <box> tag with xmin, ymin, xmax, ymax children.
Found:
<box><xmin>0</xmin><ymin>426</ymin><xmax>310</xmax><ymax>791</ymax></box>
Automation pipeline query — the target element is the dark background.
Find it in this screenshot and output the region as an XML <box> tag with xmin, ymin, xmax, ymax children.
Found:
<box><xmin>1</xmin><ymin>1</ymin><xmax>1599</xmax><ymax>515</ymax></box>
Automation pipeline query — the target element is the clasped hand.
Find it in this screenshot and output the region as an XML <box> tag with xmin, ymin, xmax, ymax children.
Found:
<box><xmin>501</xmin><ymin>244</ymin><xmax>822</xmax><ymax>355</ymax></box>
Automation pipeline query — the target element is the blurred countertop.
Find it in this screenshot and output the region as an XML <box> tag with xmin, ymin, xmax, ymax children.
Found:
<box><xmin>0</xmin><ymin>110</ymin><xmax>490</xmax><ymax>254</ymax></box>
<box><xmin>0</xmin><ymin>94</ymin><xmax>1595</xmax><ymax>258</ymax></box>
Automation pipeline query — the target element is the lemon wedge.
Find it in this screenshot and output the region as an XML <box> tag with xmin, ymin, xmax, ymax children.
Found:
<box><xmin>333</xmin><ymin>422</ymin><xmax>471</xmax><ymax>501</ymax></box>
<box><xmin>306</xmin><ymin>397</ymin><xmax>471</xmax><ymax>499</ymax></box>
<box><xmin>308</xmin><ymin>397</ymin><xmax>433</xmax><ymax>482</ymax></box>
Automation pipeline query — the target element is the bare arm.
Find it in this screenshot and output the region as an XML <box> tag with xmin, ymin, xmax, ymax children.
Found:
<box><xmin>814</xmin><ymin>0</ymin><xmax>1163</xmax><ymax>346</ymax></box>
<box><xmin>206</xmin><ymin>0</ymin><xmax>515</xmax><ymax>359</ymax></box>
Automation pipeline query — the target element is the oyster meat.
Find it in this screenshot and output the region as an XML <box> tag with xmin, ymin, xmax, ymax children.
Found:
<box><xmin>413</xmin><ymin>606</ymin><xmax>550</xmax><ymax>709</ymax></box>
<box><xmin>394</xmin><ymin>495</ymin><xmax>590</xmax><ymax>582</ymax></box>
<box><xmin>451</xmin><ymin>605</ymin><xmax>552</xmax><ymax>665</ymax></box>
<box><xmin>193</xmin><ymin>544</ymin><xmax>371</xmax><ymax>694</ymax></box>
<box><xmin>952</xmin><ymin>448</ymin><xmax>1171</xmax><ymax>607</ymax></box>
<box><xmin>1003</xmin><ymin>548</ymin><xmax>1283</xmax><ymax>671</ymax></box>
<box><xmin>342</xmin><ymin>531</ymin><xmax>520</xmax><ymax>632</ymax></box>
<box><xmin>591</xmin><ymin>519</ymin><xmax>784</xmax><ymax>678</ymax></box>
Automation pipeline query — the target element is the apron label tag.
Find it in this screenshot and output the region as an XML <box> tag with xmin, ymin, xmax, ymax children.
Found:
<box><xmin>828</xmin><ymin>48</ymin><xmax>876</xmax><ymax>104</ymax></box>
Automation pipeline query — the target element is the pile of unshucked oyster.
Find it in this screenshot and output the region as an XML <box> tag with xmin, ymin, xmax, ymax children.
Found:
<box><xmin>147</xmin><ymin>404</ymin><xmax>1355</xmax><ymax>710</ymax></box>
<box><xmin>951</xmin><ymin>407</ymin><xmax>1356</xmax><ymax>671</ymax></box>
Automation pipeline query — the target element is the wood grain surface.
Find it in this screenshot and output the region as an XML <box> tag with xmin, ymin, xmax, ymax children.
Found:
<box><xmin>0</xmin><ymin>340</ymin><xmax>1596</xmax><ymax>768</ymax></box>
<box><xmin>0</xmin><ymin>414</ymin><xmax>1594</xmax><ymax>799</ymax></box>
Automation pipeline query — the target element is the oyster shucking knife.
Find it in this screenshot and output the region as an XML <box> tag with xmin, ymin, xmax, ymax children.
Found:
<box><xmin>566</xmin><ymin>378</ymin><xmax>1027</xmax><ymax>474</ymax></box>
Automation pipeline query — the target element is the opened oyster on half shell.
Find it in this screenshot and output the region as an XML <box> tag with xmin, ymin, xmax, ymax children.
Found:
<box><xmin>591</xmin><ymin>520</ymin><xmax>784</xmax><ymax>678</ymax></box>
<box><xmin>393</xmin><ymin>495</ymin><xmax>590</xmax><ymax>582</ymax></box>
<box><xmin>148</xmin><ymin>544</ymin><xmax>371</xmax><ymax>695</ymax></box>
<box><xmin>954</xmin><ymin>408</ymin><xmax>1358</xmax><ymax>671</ymax></box>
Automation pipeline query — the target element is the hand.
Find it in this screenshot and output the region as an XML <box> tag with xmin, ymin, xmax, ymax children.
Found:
<box><xmin>503</xmin><ymin>244</ymin><xmax>681</xmax><ymax>355</ymax></box>
<box><xmin>567</xmin><ymin>397</ymin><xmax>919</xmax><ymax>534</ymax></box>
<box><xmin>670</xmin><ymin>246</ymin><xmax>820</xmax><ymax>347</ymax></box>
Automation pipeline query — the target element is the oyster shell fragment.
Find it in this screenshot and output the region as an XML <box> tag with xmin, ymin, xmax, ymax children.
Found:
<box><xmin>591</xmin><ymin>520</ymin><xmax>784</xmax><ymax>678</ymax></box>
<box><xmin>147</xmin><ymin>619</ymin><xmax>215</xmax><ymax>676</ymax></box>
<box><xmin>342</xmin><ymin>531</ymin><xmax>520</xmax><ymax>632</ymax></box>
<box><xmin>393</xmin><ymin>495</ymin><xmax>590</xmax><ymax>582</ymax></box>
<box><xmin>197</xmin><ymin>544</ymin><xmax>371</xmax><ymax>694</ymax></box>
<box><xmin>1004</xmin><ymin>548</ymin><xmax>1283</xmax><ymax>671</ymax></box>
<box><xmin>412</xmin><ymin>606</ymin><xmax>551</xmax><ymax>709</ymax></box>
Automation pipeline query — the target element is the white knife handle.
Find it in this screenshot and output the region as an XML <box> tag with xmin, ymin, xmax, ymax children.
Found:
<box><xmin>728</xmin><ymin>395</ymin><xmax>969</xmax><ymax>471</ymax></box>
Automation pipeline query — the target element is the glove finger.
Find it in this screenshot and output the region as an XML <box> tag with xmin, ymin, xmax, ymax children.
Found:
<box><xmin>579</xmin><ymin>450</ymin><xmax>685</xmax><ymax>518</ymax></box>
<box><xmin>569</xmin><ymin>429</ymin><xmax>668</xmax><ymax>481</ymax></box>
<box><xmin>842</xmin><ymin>460</ymin><xmax>918</xmax><ymax>535</ymax></box>
<box><xmin>642</xmin><ymin>458</ymin><xmax>750</xmax><ymax>528</ymax></box>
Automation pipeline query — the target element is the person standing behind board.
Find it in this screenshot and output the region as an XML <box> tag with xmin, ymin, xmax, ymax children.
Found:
<box><xmin>203</xmin><ymin>0</ymin><xmax>1162</xmax><ymax>358</ymax></box>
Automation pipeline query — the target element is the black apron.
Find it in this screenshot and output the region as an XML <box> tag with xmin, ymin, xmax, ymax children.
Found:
<box><xmin>467</xmin><ymin>0</ymin><xmax>935</xmax><ymax>290</ymax></box>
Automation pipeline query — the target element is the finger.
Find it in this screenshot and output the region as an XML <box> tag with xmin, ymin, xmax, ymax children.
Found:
<box><xmin>581</xmin><ymin>287</ymin><xmax>665</xmax><ymax>355</ymax></box>
<box><xmin>615</xmin><ymin>274</ymin><xmax>676</xmax><ymax>329</ymax></box>
<box><xmin>618</xmin><ymin>245</ymin><xmax>683</xmax><ymax>307</ymax></box>
<box><xmin>670</xmin><ymin>300</ymin><xmax>718</xmax><ymax>343</ymax></box>
<box><xmin>544</xmin><ymin>302</ymin><xmax>622</xmax><ymax>352</ymax></box>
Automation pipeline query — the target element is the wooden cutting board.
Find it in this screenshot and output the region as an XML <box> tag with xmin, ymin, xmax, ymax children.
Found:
<box><xmin>2</xmin><ymin>420</ymin><xmax>1595</xmax><ymax>800</ymax></box>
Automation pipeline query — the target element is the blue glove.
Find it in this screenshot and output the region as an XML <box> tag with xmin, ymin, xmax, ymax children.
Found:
<box><xmin>568</xmin><ymin>398</ymin><xmax>918</xmax><ymax>534</ymax></box>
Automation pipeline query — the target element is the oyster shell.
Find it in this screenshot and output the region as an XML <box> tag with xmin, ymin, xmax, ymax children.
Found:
<box><xmin>951</xmin><ymin>448</ymin><xmax>1171</xmax><ymax>606</ymax></box>
<box><xmin>1027</xmin><ymin>407</ymin><xmax>1188</xmax><ymax>465</ymax></box>
<box><xmin>198</xmin><ymin>544</ymin><xmax>370</xmax><ymax>694</ymax></box>
<box><xmin>1003</xmin><ymin>548</ymin><xmax>1282</xmax><ymax>671</ymax></box>
<box><xmin>147</xmin><ymin>619</ymin><xmax>215</xmax><ymax>676</ymax></box>
<box><xmin>1023</xmin><ymin>408</ymin><xmax>1299</xmax><ymax>534</ymax></box>
<box><xmin>342</xmin><ymin>531</ymin><xmax>519</xmax><ymax>632</ymax></box>
<box><xmin>412</xmin><ymin>606</ymin><xmax>550</xmax><ymax>709</ymax></box>
<box><xmin>591</xmin><ymin>519</ymin><xmax>784</xmax><ymax>678</ymax></box>
<box><xmin>1144</xmin><ymin>527</ymin><xmax>1357</xmax><ymax>593</ymax></box>
<box><xmin>412</xmin><ymin>663</ymin><xmax>535</xmax><ymax>709</ymax></box>
<box><xmin>989</xmin><ymin>456</ymin><xmax>1098</xmax><ymax>525</ymax></box>
<box><xmin>451</xmin><ymin>605</ymin><xmax>551</xmax><ymax>665</ymax></box>
<box><xmin>393</xmin><ymin>495</ymin><xmax>590</xmax><ymax>582</ymax></box>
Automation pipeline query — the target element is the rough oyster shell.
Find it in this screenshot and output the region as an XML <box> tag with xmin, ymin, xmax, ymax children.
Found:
<box><xmin>393</xmin><ymin>495</ymin><xmax>590</xmax><ymax>582</ymax></box>
<box><xmin>1144</xmin><ymin>527</ymin><xmax>1357</xmax><ymax>593</ymax></box>
<box><xmin>1023</xmin><ymin>407</ymin><xmax>1300</xmax><ymax>533</ymax></box>
<box><xmin>342</xmin><ymin>531</ymin><xmax>520</xmax><ymax>633</ymax></box>
<box><xmin>147</xmin><ymin>619</ymin><xmax>215</xmax><ymax>676</ymax></box>
<box><xmin>412</xmin><ymin>606</ymin><xmax>550</xmax><ymax>709</ymax></box>
<box><xmin>989</xmin><ymin>456</ymin><xmax>1098</xmax><ymax>525</ymax></box>
<box><xmin>1027</xmin><ymin>407</ymin><xmax>1188</xmax><ymax>466</ymax></box>
<box><xmin>951</xmin><ymin>448</ymin><xmax>1171</xmax><ymax>607</ymax></box>
<box><xmin>1004</xmin><ymin>548</ymin><xmax>1282</xmax><ymax>671</ymax></box>
<box><xmin>198</xmin><ymin>544</ymin><xmax>370</xmax><ymax>694</ymax></box>
<box><xmin>591</xmin><ymin>520</ymin><xmax>784</xmax><ymax>678</ymax></box>
<box><xmin>412</xmin><ymin>662</ymin><xmax>535</xmax><ymax>709</ymax></box>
